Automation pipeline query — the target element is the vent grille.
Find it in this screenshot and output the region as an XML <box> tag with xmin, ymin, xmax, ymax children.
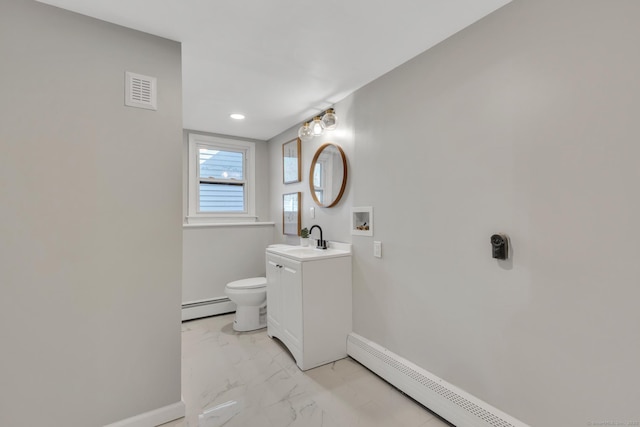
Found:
<box><xmin>347</xmin><ymin>334</ymin><xmax>528</xmax><ymax>427</ymax></box>
<box><xmin>125</xmin><ymin>71</ymin><xmax>157</xmax><ymax>110</ymax></box>
<box><xmin>131</xmin><ymin>77</ymin><xmax>152</xmax><ymax>103</ymax></box>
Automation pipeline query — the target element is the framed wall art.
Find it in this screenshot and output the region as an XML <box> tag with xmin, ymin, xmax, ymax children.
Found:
<box><xmin>283</xmin><ymin>137</ymin><xmax>301</xmax><ymax>184</ymax></box>
<box><xmin>283</xmin><ymin>192</ymin><xmax>301</xmax><ymax>235</ymax></box>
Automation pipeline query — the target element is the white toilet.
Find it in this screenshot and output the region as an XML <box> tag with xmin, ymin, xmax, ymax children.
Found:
<box><xmin>225</xmin><ymin>277</ymin><xmax>267</xmax><ymax>332</ymax></box>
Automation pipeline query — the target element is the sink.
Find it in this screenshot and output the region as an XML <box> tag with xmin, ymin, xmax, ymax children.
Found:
<box><xmin>267</xmin><ymin>244</ymin><xmax>351</xmax><ymax>261</ymax></box>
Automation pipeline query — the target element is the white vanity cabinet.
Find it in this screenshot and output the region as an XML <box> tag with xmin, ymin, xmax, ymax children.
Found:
<box><xmin>266</xmin><ymin>254</ymin><xmax>303</xmax><ymax>352</ymax></box>
<box><xmin>266</xmin><ymin>245</ymin><xmax>352</xmax><ymax>371</ymax></box>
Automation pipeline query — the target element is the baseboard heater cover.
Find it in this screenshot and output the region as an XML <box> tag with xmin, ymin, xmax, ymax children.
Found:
<box><xmin>347</xmin><ymin>333</ymin><xmax>529</xmax><ymax>427</ymax></box>
<box><xmin>182</xmin><ymin>297</ymin><xmax>235</xmax><ymax>321</ymax></box>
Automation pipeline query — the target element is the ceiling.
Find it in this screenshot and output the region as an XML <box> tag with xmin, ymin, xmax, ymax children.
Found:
<box><xmin>37</xmin><ymin>0</ymin><xmax>511</xmax><ymax>140</ymax></box>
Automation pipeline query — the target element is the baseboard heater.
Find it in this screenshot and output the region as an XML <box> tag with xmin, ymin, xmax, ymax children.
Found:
<box><xmin>181</xmin><ymin>297</ymin><xmax>235</xmax><ymax>321</ymax></box>
<box><xmin>347</xmin><ymin>333</ymin><xmax>529</xmax><ymax>427</ymax></box>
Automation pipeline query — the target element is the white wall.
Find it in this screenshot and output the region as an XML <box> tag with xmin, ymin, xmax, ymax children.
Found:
<box><xmin>268</xmin><ymin>1</ymin><xmax>640</xmax><ymax>425</ymax></box>
<box><xmin>0</xmin><ymin>1</ymin><xmax>183</xmax><ymax>426</ymax></box>
<box><xmin>182</xmin><ymin>131</ymin><xmax>274</xmax><ymax>306</ymax></box>
<box><xmin>183</xmin><ymin>225</ymin><xmax>274</xmax><ymax>303</ymax></box>
<box><xmin>268</xmin><ymin>95</ymin><xmax>356</xmax><ymax>245</ymax></box>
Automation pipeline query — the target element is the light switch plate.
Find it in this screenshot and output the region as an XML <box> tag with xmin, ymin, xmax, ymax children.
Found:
<box><xmin>374</xmin><ymin>241</ymin><xmax>382</xmax><ymax>258</ymax></box>
<box><xmin>310</xmin><ymin>207</ymin><xmax>315</xmax><ymax>219</ymax></box>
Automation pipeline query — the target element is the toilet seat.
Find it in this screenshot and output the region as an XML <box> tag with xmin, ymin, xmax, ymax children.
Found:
<box><xmin>226</xmin><ymin>277</ymin><xmax>266</xmax><ymax>290</ymax></box>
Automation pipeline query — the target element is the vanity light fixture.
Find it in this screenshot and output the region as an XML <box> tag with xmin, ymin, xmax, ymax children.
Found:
<box><xmin>297</xmin><ymin>108</ymin><xmax>339</xmax><ymax>141</ymax></box>
<box><xmin>310</xmin><ymin>116</ymin><xmax>324</xmax><ymax>136</ymax></box>
<box><xmin>230</xmin><ymin>113</ymin><xmax>245</xmax><ymax>120</ymax></box>
<box><xmin>298</xmin><ymin>122</ymin><xmax>314</xmax><ymax>141</ymax></box>
<box><xmin>320</xmin><ymin>108</ymin><xmax>338</xmax><ymax>130</ymax></box>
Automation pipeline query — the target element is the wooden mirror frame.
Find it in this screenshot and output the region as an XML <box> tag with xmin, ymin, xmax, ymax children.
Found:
<box><xmin>309</xmin><ymin>143</ymin><xmax>348</xmax><ymax>208</ymax></box>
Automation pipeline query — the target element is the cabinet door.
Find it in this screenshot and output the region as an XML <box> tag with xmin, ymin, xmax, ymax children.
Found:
<box><xmin>281</xmin><ymin>258</ymin><xmax>302</xmax><ymax>351</ymax></box>
<box><xmin>266</xmin><ymin>255</ymin><xmax>282</xmax><ymax>330</ymax></box>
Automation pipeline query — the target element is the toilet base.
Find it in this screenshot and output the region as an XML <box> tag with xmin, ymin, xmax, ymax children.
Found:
<box><xmin>233</xmin><ymin>305</ymin><xmax>267</xmax><ymax>332</ymax></box>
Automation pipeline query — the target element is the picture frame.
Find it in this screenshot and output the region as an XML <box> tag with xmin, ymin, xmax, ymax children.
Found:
<box><xmin>351</xmin><ymin>206</ymin><xmax>373</xmax><ymax>236</ymax></box>
<box><xmin>283</xmin><ymin>137</ymin><xmax>301</xmax><ymax>184</ymax></box>
<box><xmin>283</xmin><ymin>192</ymin><xmax>301</xmax><ymax>235</ymax></box>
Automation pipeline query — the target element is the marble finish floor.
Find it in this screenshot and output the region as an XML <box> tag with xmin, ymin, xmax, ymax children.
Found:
<box><xmin>160</xmin><ymin>313</ymin><xmax>453</xmax><ymax>427</ymax></box>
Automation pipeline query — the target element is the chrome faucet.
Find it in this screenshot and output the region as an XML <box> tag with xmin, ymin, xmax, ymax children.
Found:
<box><xmin>309</xmin><ymin>225</ymin><xmax>328</xmax><ymax>249</ymax></box>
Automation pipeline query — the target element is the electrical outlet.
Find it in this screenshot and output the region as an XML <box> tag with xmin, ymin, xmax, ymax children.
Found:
<box><xmin>310</xmin><ymin>207</ymin><xmax>315</xmax><ymax>219</ymax></box>
<box><xmin>374</xmin><ymin>241</ymin><xmax>382</xmax><ymax>258</ymax></box>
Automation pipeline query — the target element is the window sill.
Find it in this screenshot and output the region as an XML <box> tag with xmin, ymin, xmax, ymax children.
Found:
<box><xmin>183</xmin><ymin>222</ymin><xmax>275</xmax><ymax>229</ymax></box>
<box><xmin>185</xmin><ymin>214</ymin><xmax>257</xmax><ymax>224</ymax></box>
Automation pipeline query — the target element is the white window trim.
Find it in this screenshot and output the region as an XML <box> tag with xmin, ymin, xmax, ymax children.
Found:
<box><xmin>187</xmin><ymin>133</ymin><xmax>256</xmax><ymax>224</ymax></box>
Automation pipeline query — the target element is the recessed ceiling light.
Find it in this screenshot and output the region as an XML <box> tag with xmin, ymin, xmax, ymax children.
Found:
<box><xmin>230</xmin><ymin>113</ymin><xmax>245</xmax><ymax>120</ymax></box>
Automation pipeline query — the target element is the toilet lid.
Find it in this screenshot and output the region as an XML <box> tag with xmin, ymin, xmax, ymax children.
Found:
<box><xmin>226</xmin><ymin>277</ymin><xmax>267</xmax><ymax>290</ymax></box>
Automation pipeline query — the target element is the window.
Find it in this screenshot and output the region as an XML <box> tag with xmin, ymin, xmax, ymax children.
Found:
<box><xmin>187</xmin><ymin>133</ymin><xmax>255</xmax><ymax>223</ymax></box>
<box><xmin>198</xmin><ymin>147</ymin><xmax>245</xmax><ymax>212</ymax></box>
<box><xmin>312</xmin><ymin>161</ymin><xmax>324</xmax><ymax>205</ymax></box>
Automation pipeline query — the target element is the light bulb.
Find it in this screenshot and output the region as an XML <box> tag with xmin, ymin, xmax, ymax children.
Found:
<box><xmin>321</xmin><ymin>108</ymin><xmax>338</xmax><ymax>130</ymax></box>
<box><xmin>311</xmin><ymin>116</ymin><xmax>324</xmax><ymax>136</ymax></box>
<box><xmin>298</xmin><ymin>122</ymin><xmax>313</xmax><ymax>141</ymax></box>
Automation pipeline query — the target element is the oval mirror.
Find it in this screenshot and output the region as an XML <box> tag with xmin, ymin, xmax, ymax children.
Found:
<box><xmin>309</xmin><ymin>143</ymin><xmax>348</xmax><ymax>208</ymax></box>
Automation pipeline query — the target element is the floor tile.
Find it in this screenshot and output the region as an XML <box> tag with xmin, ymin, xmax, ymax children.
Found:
<box><xmin>159</xmin><ymin>313</ymin><xmax>454</xmax><ymax>427</ymax></box>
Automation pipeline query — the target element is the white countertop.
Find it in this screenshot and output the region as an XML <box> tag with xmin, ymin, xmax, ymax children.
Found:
<box><xmin>266</xmin><ymin>242</ymin><xmax>352</xmax><ymax>261</ymax></box>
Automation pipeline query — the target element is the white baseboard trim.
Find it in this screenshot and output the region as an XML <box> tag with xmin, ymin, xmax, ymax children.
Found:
<box><xmin>104</xmin><ymin>400</ymin><xmax>185</xmax><ymax>427</ymax></box>
<box><xmin>347</xmin><ymin>333</ymin><xmax>529</xmax><ymax>427</ymax></box>
<box><xmin>182</xmin><ymin>297</ymin><xmax>235</xmax><ymax>321</ymax></box>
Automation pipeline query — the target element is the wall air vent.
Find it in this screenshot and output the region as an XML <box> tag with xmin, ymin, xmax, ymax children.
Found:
<box><xmin>125</xmin><ymin>71</ymin><xmax>157</xmax><ymax>110</ymax></box>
